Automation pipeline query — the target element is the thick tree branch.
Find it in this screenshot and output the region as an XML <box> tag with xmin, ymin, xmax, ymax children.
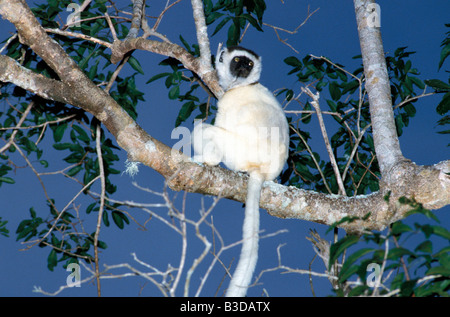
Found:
<box><xmin>126</xmin><ymin>0</ymin><xmax>145</xmax><ymax>40</ymax></box>
<box><xmin>110</xmin><ymin>38</ymin><xmax>221</xmax><ymax>98</ymax></box>
<box><xmin>0</xmin><ymin>0</ymin><xmax>448</xmax><ymax>233</ymax></box>
<box><xmin>190</xmin><ymin>0</ymin><xmax>214</xmax><ymax>77</ymax></box>
<box><xmin>0</xmin><ymin>55</ymin><xmax>71</xmax><ymax>103</ymax></box>
<box><xmin>110</xmin><ymin>0</ymin><xmax>221</xmax><ymax>98</ymax></box>
<box><xmin>354</xmin><ymin>0</ymin><xmax>405</xmax><ymax>177</ymax></box>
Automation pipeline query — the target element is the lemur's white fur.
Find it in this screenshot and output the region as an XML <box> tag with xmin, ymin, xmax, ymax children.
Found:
<box><xmin>192</xmin><ymin>46</ymin><xmax>289</xmax><ymax>297</ymax></box>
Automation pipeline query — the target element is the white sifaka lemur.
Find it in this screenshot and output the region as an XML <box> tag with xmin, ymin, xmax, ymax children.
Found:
<box><xmin>192</xmin><ymin>46</ymin><xmax>289</xmax><ymax>297</ymax></box>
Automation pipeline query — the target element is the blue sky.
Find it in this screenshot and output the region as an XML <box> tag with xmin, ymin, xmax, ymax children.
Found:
<box><xmin>0</xmin><ymin>0</ymin><xmax>449</xmax><ymax>297</ymax></box>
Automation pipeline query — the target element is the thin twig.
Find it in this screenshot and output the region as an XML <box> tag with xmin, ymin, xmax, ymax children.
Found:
<box><xmin>20</xmin><ymin>173</ymin><xmax>100</xmax><ymax>250</ymax></box>
<box><xmin>172</xmin><ymin>191</ymin><xmax>188</xmax><ymax>297</ymax></box>
<box><xmin>342</xmin><ymin>124</ymin><xmax>372</xmax><ymax>182</ymax></box>
<box><xmin>0</xmin><ymin>101</ymin><xmax>34</xmax><ymax>155</ymax></box>
<box><xmin>263</xmin><ymin>6</ymin><xmax>319</xmax><ymax>53</ymax></box>
<box><xmin>104</xmin><ymin>12</ymin><xmax>118</xmax><ymax>42</ymax></box>
<box><xmin>45</xmin><ymin>28</ymin><xmax>112</xmax><ymax>47</ymax></box>
<box><xmin>310</xmin><ymin>54</ymin><xmax>365</xmax><ymax>136</ymax></box>
<box><xmin>302</xmin><ymin>87</ymin><xmax>346</xmax><ymax>195</ymax></box>
<box><xmin>0</xmin><ymin>114</ymin><xmax>76</xmax><ymax>132</ymax></box>
<box><xmin>372</xmin><ymin>236</ymin><xmax>389</xmax><ymax>296</ymax></box>
<box><xmin>153</xmin><ymin>0</ymin><xmax>183</xmax><ymax>30</ymax></box>
<box><xmin>391</xmin><ymin>231</ymin><xmax>411</xmax><ymax>281</ymax></box>
<box><xmin>393</xmin><ymin>89</ymin><xmax>435</xmax><ymax>110</ymax></box>
<box><xmin>93</xmin><ymin>124</ymin><xmax>106</xmax><ymax>296</ymax></box>
<box><xmin>0</xmin><ymin>33</ymin><xmax>17</xmax><ymax>54</ymax></box>
<box><xmin>63</xmin><ymin>0</ymin><xmax>92</xmax><ymax>30</ymax></box>
<box><xmin>11</xmin><ymin>140</ymin><xmax>61</xmax><ymax>222</ymax></box>
<box><xmin>289</xmin><ymin>125</ymin><xmax>333</xmax><ymax>194</ymax></box>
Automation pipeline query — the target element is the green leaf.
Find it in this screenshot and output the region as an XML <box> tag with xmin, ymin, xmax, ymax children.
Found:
<box><xmin>388</xmin><ymin>247</ymin><xmax>415</xmax><ymax>260</ymax></box>
<box><xmin>415</xmin><ymin>240</ymin><xmax>433</xmax><ymax>253</ymax></box>
<box><xmin>53</xmin><ymin>123</ymin><xmax>68</xmax><ymax>143</ymax></box>
<box><xmin>20</xmin><ymin>136</ymin><xmax>38</xmax><ymax>154</ymax></box>
<box><xmin>53</xmin><ymin>143</ymin><xmax>74</xmax><ymax>151</ymax></box>
<box><xmin>72</xmin><ymin>125</ymin><xmax>90</xmax><ymax>143</ymax></box>
<box><xmin>243</xmin><ymin>14</ymin><xmax>262</xmax><ymax>31</ymax></box>
<box><xmin>284</xmin><ymin>56</ymin><xmax>302</xmax><ymax>67</ymax></box>
<box><xmin>112</xmin><ymin>211</ymin><xmax>128</xmax><ymax>229</ymax></box>
<box><xmin>94</xmin><ymin>0</ymin><xmax>107</xmax><ymax>13</ymax></box>
<box><xmin>128</xmin><ymin>55</ymin><xmax>144</xmax><ymax>75</ymax></box>
<box><xmin>326</xmin><ymin>99</ymin><xmax>337</xmax><ymax>112</ymax></box>
<box><xmin>212</xmin><ymin>16</ymin><xmax>231</xmax><ymax>36</ymax></box>
<box><xmin>301</xmin><ymin>102</ymin><xmax>312</xmax><ymax>123</ymax></box>
<box><xmin>436</xmin><ymin>92</ymin><xmax>450</xmax><ymax>115</ymax></box>
<box><xmin>253</xmin><ymin>0</ymin><xmax>266</xmax><ymax>23</ymax></box>
<box><xmin>339</xmin><ymin>247</ymin><xmax>375</xmax><ymax>282</ymax></box>
<box><xmin>146</xmin><ymin>72</ymin><xmax>171</xmax><ymax>84</ymax></box>
<box><xmin>39</xmin><ymin>160</ymin><xmax>49</xmax><ymax>168</ymax></box>
<box><xmin>16</xmin><ymin>219</ymin><xmax>31</xmax><ymax>236</ymax></box>
<box><xmin>336</xmin><ymin>69</ymin><xmax>348</xmax><ymax>82</ymax></box>
<box><xmin>168</xmin><ymin>85</ymin><xmax>180</xmax><ymax>100</ymax></box>
<box><xmin>438</xmin><ymin>42</ymin><xmax>450</xmax><ymax>70</ymax></box>
<box><xmin>404</xmin><ymin>102</ymin><xmax>416</xmax><ymax>117</ymax></box>
<box><xmin>329</xmin><ymin>235</ymin><xmax>360</xmax><ymax>270</ymax></box>
<box><xmin>391</xmin><ymin>222</ymin><xmax>413</xmax><ymax>235</ymax></box>
<box><xmin>316</xmin><ymin>80</ymin><xmax>327</xmax><ymax>91</ymax></box>
<box><xmin>426</xmin><ymin>266</ymin><xmax>450</xmax><ymax>277</ymax></box>
<box><xmin>179</xmin><ymin>35</ymin><xmax>192</xmax><ymax>54</ymax></box>
<box><xmin>418</xmin><ymin>224</ymin><xmax>435</xmax><ymax>238</ymax></box>
<box><xmin>405</xmin><ymin>204</ymin><xmax>440</xmax><ymax>223</ymax></box>
<box><xmin>0</xmin><ymin>176</ymin><xmax>15</xmax><ymax>184</ymax></box>
<box><xmin>347</xmin><ymin>284</ymin><xmax>369</xmax><ymax>297</ymax></box>
<box><xmin>341</xmin><ymin>80</ymin><xmax>360</xmax><ymax>95</ymax></box>
<box><xmin>0</xmin><ymin>218</ymin><xmax>9</xmax><ymax>237</ymax></box>
<box><xmin>409</xmin><ymin>76</ymin><xmax>425</xmax><ymax>89</ymax></box>
<box><xmin>66</xmin><ymin>165</ymin><xmax>83</xmax><ymax>177</ymax></box>
<box><xmin>88</xmin><ymin>60</ymin><xmax>99</xmax><ymax>80</ymax></box>
<box><xmin>434</xmin><ymin>246</ymin><xmax>450</xmax><ymax>258</ymax></box>
<box><xmin>102</xmin><ymin>210</ymin><xmax>110</xmax><ymax>227</ymax></box>
<box><xmin>112</xmin><ymin>211</ymin><xmax>124</xmax><ymax>229</ymax></box>
<box><xmin>47</xmin><ymin>249</ymin><xmax>57</xmax><ymax>271</ymax></box>
<box><xmin>400</xmin><ymin>279</ymin><xmax>417</xmax><ymax>297</ymax></box>
<box><xmin>404</xmin><ymin>60</ymin><xmax>412</xmax><ymax>73</ymax></box>
<box><xmin>227</xmin><ymin>18</ymin><xmax>240</xmax><ymax>46</ymax></box>
<box><xmin>431</xmin><ymin>225</ymin><xmax>450</xmax><ymax>240</ymax></box>
<box><xmin>176</xmin><ymin>101</ymin><xmax>196</xmax><ymax>127</ymax></box>
<box><xmin>206</xmin><ymin>11</ymin><xmax>224</xmax><ymax>25</ymax></box>
<box><xmin>390</xmin><ymin>272</ymin><xmax>406</xmax><ymax>290</ymax></box>
<box><xmin>395</xmin><ymin>115</ymin><xmax>404</xmax><ymax>136</ymax></box>
<box><xmin>86</xmin><ymin>202</ymin><xmax>97</xmax><ymax>214</ymax></box>
<box><xmin>424</xmin><ymin>79</ymin><xmax>450</xmax><ymax>91</ymax></box>
<box><xmin>329</xmin><ymin>82</ymin><xmax>341</xmax><ymax>101</ymax></box>
<box><xmin>204</xmin><ymin>0</ymin><xmax>213</xmax><ymax>15</ymax></box>
<box><xmin>277</xmin><ymin>88</ymin><xmax>294</xmax><ymax>102</ymax></box>
<box><xmin>97</xmin><ymin>239</ymin><xmax>107</xmax><ymax>249</ymax></box>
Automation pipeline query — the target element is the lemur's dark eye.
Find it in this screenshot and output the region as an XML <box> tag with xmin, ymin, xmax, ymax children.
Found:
<box><xmin>234</xmin><ymin>57</ymin><xmax>240</xmax><ymax>62</ymax></box>
<box><xmin>249</xmin><ymin>61</ymin><xmax>254</xmax><ymax>67</ymax></box>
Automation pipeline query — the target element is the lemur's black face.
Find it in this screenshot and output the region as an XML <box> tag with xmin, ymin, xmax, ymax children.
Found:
<box><xmin>229</xmin><ymin>55</ymin><xmax>254</xmax><ymax>79</ymax></box>
<box><xmin>216</xmin><ymin>46</ymin><xmax>261</xmax><ymax>90</ymax></box>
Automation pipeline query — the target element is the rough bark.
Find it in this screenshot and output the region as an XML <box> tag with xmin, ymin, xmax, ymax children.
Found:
<box><xmin>0</xmin><ymin>0</ymin><xmax>448</xmax><ymax>233</ymax></box>
<box><xmin>354</xmin><ymin>0</ymin><xmax>405</xmax><ymax>177</ymax></box>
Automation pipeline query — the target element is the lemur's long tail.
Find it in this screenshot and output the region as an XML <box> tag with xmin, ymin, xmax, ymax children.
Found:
<box><xmin>225</xmin><ymin>171</ymin><xmax>264</xmax><ymax>297</ymax></box>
